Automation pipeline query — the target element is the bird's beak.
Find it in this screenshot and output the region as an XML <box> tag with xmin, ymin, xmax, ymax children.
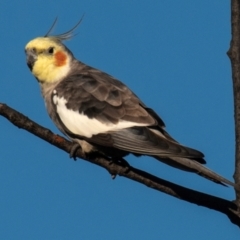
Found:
<box><xmin>25</xmin><ymin>49</ymin><xmax>37</xmax><ymax>71</ymax></box>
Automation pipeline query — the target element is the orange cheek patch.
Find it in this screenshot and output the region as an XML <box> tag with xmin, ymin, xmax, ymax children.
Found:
<box><xmin>54</xmin><ymin>51</ymin><xmax>67</xmax><ymax>66</ymax></box>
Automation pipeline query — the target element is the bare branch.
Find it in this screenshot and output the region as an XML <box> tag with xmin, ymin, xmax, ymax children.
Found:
<box><xmin>227</xmin><ymin>0</ymin><xmax>240</xmax><ymax>209</ymax></box>
<box><xmin>0</xmin><ymin>102</ymin><xmax>239</xmax><ymax>226</ymax></box>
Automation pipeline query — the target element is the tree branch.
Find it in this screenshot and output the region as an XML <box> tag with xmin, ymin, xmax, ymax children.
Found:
<box><xmin>227</xmin><ymin>0</ymin><xmax>240</xmax><ymax>211</ymax></box>
<box><xmin>0</xmin><ymin>103</ymin><xmax>239</xmax><ymax>226</ymax></box>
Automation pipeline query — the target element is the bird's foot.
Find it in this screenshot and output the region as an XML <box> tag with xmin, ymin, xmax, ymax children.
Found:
<box><xmin>108</xmin><ymin>157</ymin><xmax>131</xmax><ymax>179</ymax></box>
<box><xmin>69</xmin><ymin>143</ymin><xmax>85</xmax><ymax>160</ymax></box>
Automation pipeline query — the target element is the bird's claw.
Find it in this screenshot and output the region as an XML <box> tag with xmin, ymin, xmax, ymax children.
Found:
<box><xmin>69</xmin><ymin>143</ymin><xmax>82</xmax><ymax>160</ymax></box>
<box><xmin>111</xmin><ymin>174</ymin><xmax>117</xmax><ymax>179</ymax></box>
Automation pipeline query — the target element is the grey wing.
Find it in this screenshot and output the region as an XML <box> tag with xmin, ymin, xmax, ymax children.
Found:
<box><xmin>54</xmin><ymin>68</ymin><xmax>204</xmax><ymax>160</ymax></box>
<box><xmin>54</xmin><ymin>70</ymin><xmax>161</xmax><ymax>126</ymax></box>
<box><xmin>90</xmin><ymin>127</ymin><xmax>204</xmax><ymax>159</ymax></box>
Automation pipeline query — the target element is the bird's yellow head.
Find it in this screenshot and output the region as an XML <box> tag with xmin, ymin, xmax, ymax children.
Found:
<box><xmin>25</xmin><ymin>18</ymin><xmax>83</xmax><ymax>83</ymax></box>
<box><xmin>25</xmin><ymin>37</ymin><xmax>72</xmax><ymax>83</ymax></box>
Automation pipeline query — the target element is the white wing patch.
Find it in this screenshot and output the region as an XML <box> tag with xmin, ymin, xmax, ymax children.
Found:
<box><xmin>53</xmin><ymin>95</ymin><xmax>149</xmax><ymax>138</ymax></box>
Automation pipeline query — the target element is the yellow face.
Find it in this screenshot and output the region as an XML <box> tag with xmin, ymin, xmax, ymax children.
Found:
<box><xmin>25</xmin><ymin>37</ymin><xmax>71</xmax><ymax>83</ymax></box>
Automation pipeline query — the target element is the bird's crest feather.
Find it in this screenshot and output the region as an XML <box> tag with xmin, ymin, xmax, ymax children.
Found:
<box><xmin>44</xmin><ymin>15</ymin><xmax>84</xmax><ymax>41</ymax></box>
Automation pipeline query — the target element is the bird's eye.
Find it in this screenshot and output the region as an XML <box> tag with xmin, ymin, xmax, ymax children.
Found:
<box><xmin>47</xmin><ymin>47</ymin><xmax>54</xmax><ymax>54</ymax></box>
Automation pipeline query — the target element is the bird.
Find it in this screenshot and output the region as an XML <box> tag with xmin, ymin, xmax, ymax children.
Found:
<box><xmin>24</xmin><ymin>19</ymin><xmax>234</xmax><ymax>186</ymax></box>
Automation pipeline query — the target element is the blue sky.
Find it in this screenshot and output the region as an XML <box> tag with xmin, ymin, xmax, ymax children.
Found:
<box><xmin>0</xmin><ymin>1</ymin><xmax>239</xmax><ymax>239</ymax></box>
